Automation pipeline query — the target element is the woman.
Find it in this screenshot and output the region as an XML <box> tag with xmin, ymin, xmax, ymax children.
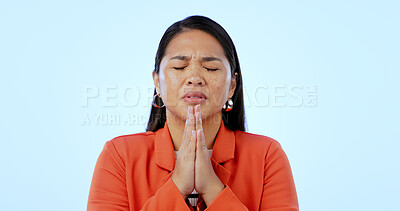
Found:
<box><xmin>87</xmin><ymin>15</ymin><xmax>298</xmax><ymax>211</ymax></box>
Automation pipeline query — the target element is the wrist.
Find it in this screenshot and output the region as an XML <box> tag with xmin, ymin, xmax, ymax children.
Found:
<box><xmin>202</xmin><ymin>183</ymin><xmax>225</xmax><ymax>207</ymax></box>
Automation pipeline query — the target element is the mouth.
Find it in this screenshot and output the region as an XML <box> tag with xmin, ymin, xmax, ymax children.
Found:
<box><xmin>182</xmin><ymin>91</ymin><xmax>207</xmax><ymax>104</ymax></box>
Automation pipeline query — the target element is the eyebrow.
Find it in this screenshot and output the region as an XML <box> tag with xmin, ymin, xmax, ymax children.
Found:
<box><xmin>170</xmin><ymin>56</ymin><xmax>222</xmax><ymax>62</ymax></box>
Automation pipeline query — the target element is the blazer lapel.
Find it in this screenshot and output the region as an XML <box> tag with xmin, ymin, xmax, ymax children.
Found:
<box><xmin>154</xmin><ymin>122</ymin><xmax>175</xmax><ymax>172</ymax></box>
<box><xmin>210</xmin><ymin>120</ymin><xmax>235</xmax><ymax>185</ymax></box>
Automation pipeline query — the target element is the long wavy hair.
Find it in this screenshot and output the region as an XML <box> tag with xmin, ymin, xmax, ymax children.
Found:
<box><xmin>146</xmin><ymin>15</ymin><xmax>246</xmax><ymax>132</ymax></box>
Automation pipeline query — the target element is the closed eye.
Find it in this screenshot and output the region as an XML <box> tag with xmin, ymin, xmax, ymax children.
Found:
<box><xmin>173</xmin><ymin>67</ymin><xmax>186</xmax><ymax>70</ymax></box>
<box><xmin>204</xmin><ymin>67</ymin><xmax>219</xmax><ymax>71</ymax></box>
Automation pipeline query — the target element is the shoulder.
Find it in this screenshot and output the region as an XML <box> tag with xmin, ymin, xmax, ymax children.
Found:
<box><xmin>103</xmin><ymin>131</ymin><xmax>156</xmax><ymax>159</ymax></box>
<box><xmin>110</xmin><ymin>131</ymin><xmax>156</xmax><ymax>146</ymax></box>
<box><xmin>234</xmin><ymin>130</ymin><xmax>280</xmax><ymax>147</ymax></box>
<box><xmin>233</xmin><ymin>130</ymin><xmax>283</xmax><ymax>155</ymax></box>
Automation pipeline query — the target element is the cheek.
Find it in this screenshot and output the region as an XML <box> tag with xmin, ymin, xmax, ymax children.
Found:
<box><xmin>209</xmin><ymin>78</ymin><xmax>229</xmax><ymax>104</ymax></box>
<box><xmin>164</xmin><ymin>74</ymin><xmax>181</xmax><ymax>91</ymax></box>
<box><xmin>160</xmin><ymin>73</ymin><xmax>181</xmax><ymax>100</ymax></box>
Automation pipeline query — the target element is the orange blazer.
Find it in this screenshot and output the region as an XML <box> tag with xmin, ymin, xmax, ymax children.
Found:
<box><xmin>88</xmin><ymin>120</ymin><xmax>298</xmax><ymax>211</ymax></box>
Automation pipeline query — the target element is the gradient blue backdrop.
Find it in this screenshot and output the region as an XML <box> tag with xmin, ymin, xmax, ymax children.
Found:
<box><xmin>1</xmin><ymin>1</ymin><xmax>399</xmax><ymax>210</ymax></box>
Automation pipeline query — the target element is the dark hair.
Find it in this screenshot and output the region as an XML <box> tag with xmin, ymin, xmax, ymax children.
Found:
<box><xmin>146</xmin><ymin>15</ymin><xmax>246</xmax><ymax>132</ymax></box>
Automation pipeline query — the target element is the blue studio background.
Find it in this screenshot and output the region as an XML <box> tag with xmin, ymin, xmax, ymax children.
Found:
<box><xmin>1</xmin><ymin>1</ymin><xmax>399</xmax><ymax>210</ymax></box>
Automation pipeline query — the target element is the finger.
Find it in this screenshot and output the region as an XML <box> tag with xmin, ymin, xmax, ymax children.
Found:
<box><xmin>182</xmin><ymin>119</ymin><xmax>189</xmax><ymax>145</ymax></box>
<box><xmin>185</xmin><ymin>110</ymin><xmax>195</xmax><ymax>151</ymax></box>
<box><xmin>196</xmin><ymin>128</ymin><xmax>207</xmax><ymax>153</ymax></box>
<box><xmin>190</xmin><ymin>106</ymin><xmax>195</xmax><ymax>131</ymax></box>
<box><xmin>183</xmin><ymin>106</ymin><xmax>192</xmax><ymax>140</ymax></box>
<box><xmin>195</xmin><ymin>104</ymin><xmax>202</xmax><ymax>132</ymax></box>
<box><xmin>188</xmin><ymin>130</ymin><xmax>196</xmax><ymax>154</ymax></box>
<box><xmin>180</xmin><ymin>106</ymin><xmax>192</xmax><ymax>153</ymax></box>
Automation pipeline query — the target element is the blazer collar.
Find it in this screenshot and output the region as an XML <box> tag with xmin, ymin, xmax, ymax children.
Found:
<box><xmin>155</xmin><ymin>119</ymin><xmax>235</xmax><ymax>184</ymax></box>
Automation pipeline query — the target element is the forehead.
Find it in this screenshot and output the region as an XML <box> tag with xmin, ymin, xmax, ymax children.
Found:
<box><xmin>164</xmin><ymin>29</ymin><xmax>226</xmax><ymax>59</ymax></box>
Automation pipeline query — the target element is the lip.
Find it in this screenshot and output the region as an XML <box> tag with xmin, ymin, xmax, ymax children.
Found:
<box><xmin>182</xmin><ymin>91</ymin><xmax>207</xmax><ymax>104</ymax></box>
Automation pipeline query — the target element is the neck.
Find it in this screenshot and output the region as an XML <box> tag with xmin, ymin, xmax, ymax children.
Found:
<box><xmin>166</xmin><ymin>110</ymin><xmax>222</xmax><ymax>151</ymax></box>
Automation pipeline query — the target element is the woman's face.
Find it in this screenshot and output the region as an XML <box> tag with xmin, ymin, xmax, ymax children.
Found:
<box><xmin>153</xmin><ymin>29</ymin><xmax>236</xmax><ymax>122</ymax></box>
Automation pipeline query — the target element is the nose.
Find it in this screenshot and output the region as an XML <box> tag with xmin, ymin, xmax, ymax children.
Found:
<box><xmin>185</xmin><ymin>66</ymin><xmax>205</xmax><ymax>86</ymax></box>
<box><xmin>188</xmin><ymin>77</ymin><xmax>204</xmax><ymax>85</ymax></box>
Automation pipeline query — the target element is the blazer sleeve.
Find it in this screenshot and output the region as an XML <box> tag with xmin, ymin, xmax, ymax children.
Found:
<box><xmin>87</xmin><ymin>141</ymin><xmax>129</xmax><ymax>210</ymax></box>
<box><xmin>195</xmin><ymin>140</ymin><xmax>299</xmax><ymax>211</ymax></box>
<box><xmin>259</xmin><ymin>140</ymin><xmax>299</xmax><ymax>211</ymax></box>
<box><xmin>87</xmin><ymin>140</ymin><xmax>193</xmax><ymax>211</ymax></box>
